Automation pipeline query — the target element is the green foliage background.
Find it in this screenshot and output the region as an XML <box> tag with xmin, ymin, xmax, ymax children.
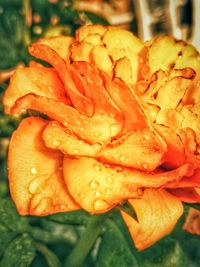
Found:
<box><xmin>0</xmin><ymin>1</ymin><xmax>200</xmax><ymax>266</ymax></box>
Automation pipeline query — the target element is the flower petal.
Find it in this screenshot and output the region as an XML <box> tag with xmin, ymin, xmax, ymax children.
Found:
<box><xmin>71</xmin><ymin>61</ymin><xmax>121</xmax><ymax>119</ymax></box>
<box><xmin>8</xmin><ymin>117</ymin><xmax>79</xmax><ymax>216</ymax></box>
<box><xmin>98</xmin><ymin>129</ymin><xmax>167</xmax><ymax>171</ymax></box>
<box><xmin>121</xmin><ymin>189</ymin><xmax>183</xmax><ymax>250</ymax></box>
<box><xmin>168</xmin><ymin>188</ymin><xmax>200</xmax><ymax>203</ymax></box>
<box><xmin>70</xmin><ymin>62</ymin><xmax>123</xmax><ymax>137</ymax></box>
<box><xmin>183</xmin><ymin>208</ymin><xmax>200</xmax><ymax>235</ymax></box>
<box><xmin>154</xmin><ymin>124</ymin><xmax>186</xmax><ymax>168</ymax></box>
<box><xmin>76</xmin><ymin>24</ymin><xmax>107</xmax><ymax>42</ymax></box>
<box><xmin>36</xmin><ymin>36</ymin><xmax>75</xmax><ymax>62</ymax></box>
<box><xmin>11</xmin><ymin>94</ymin><xmax>117</xmax><ymax>144</ymax></box>
<box><xmin>63</xmin><ymin>157</ymin><xmax>191</xmax><ymax>213</ymax></box>
<box><xmin>101</xmin><ymin>74</ymin><xmax>148</xmax><ymax>134</ymax></box>
<box><xmin>29</xmin><ymin>42</ymin><xmax>94</xmax><ymax>116</ymax></box>
<box><xmin>3</xmin><ymin>66</ymin><xmax>69</xmax><ymax>114</ymax></box>
<box><xmin>43</xmin><ymin>121</ymin><xmax>101</xmax><ymax>156</ymax></box>
<box><xmin>143</xmin><ymin>69</ymin><xmax>194</xmax><ymax>109</ymax></box>
<box><xmin>166</xmin><ymin>168</ymin><xmax>200</xmax><ymax>188</ymax></box>
<box><xmin>63</xmin><ymin>157</ymin><xmax>140</xmax><ymax>213</ymax></box>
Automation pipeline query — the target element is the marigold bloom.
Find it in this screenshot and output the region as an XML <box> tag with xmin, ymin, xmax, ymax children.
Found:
<box><xmin>3</xmin><ymin>25</ymin><xmax>200</xmax><ymax>250</ymax></box>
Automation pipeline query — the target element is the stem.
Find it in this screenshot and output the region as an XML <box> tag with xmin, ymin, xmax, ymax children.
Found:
<box><xmin>35</xmin><ymin>243</ymin><xmax>61</xmax><ymax>267</ymax></box>
<box><xmin>64</xmin><ymin>213</ymin><xmax>107</xmax><ymax>267</ymax></box>
<box><xmin>23</xmin><ymin>0</ymin><xmax>32</xmax><ymax>46</ymax></box>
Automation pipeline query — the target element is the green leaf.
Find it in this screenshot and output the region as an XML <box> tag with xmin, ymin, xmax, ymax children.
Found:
<box><xmin>0</xmin><ymin>181</ymin><xmax>9</xmax><ymax>198</ymax></box>
<box><xmin>0</xmin><ymin>198</ymin><xmax>29</xmax><ymax>232</ymax></box>
<box><xmin>0</xmin><ymin>233</ymin><xmax>36</xmax><ymax>267</ymax></box>
<box><xmin>0</xmin><ymin>198</ymin><xmax>36</xmax><ymax>266</ymax></box>
<box><xmin>31</xmin><ymin>219</ymin><xmax>78</xmax><ymax>245</ymax></box>
<box><xmin>139</xmin><ymin>237</ymin><xmax>188</xmax><ymax>267</ymax></box>
<box><xmin>0</xmin><ymin>231</ymin><xmax>18</xmax><ymax>258</ymax></box>
<box><xmin>96</xmin><ymin>220</ymin><xmax>138</xmax><ymax>267</ymax></box>
<box><xmin>185</xmin><ymin>203</ymin><xmax>200</xmax><ymax>212</ymax></box>
<box><xmin>47</xmin><ymin>210</ymin><xmax>90</xmax><ymax>225</ymax></box>
<box><xmin>119</xmin><ymin>202</ymin><xmax>138</xmax><ymax>221</ymax></box>
<box><xmin>173</xmin><ymin>224</ymin><xmax>200</xmax><ymax>267</ymax></box>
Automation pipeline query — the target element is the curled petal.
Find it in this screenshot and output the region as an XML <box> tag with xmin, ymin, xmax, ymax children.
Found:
<box><xmin>121</xmin><ymin>189</ymin><xmax>183</xmax><ymax>250</ymax></box>
<box><xmin>154</xmin><ymin>124</ymin><xmax>186</xmax><ymax>168</ymax></box>
<box><xmin>168</xmin><ymin>188</ymin><xmax>200</xmax><ymax>203</ymax></box>
<box><xmin>29</xmin><ymin>42</ymin><xmax>93</xmax><ymax>116</ymax></box>
<box><xmin>36</xmin><ymin>36</ymin><xmax>75</xmax><ymax>62</ymax></box>
<box><xmin>70</xmin><ymin>41</ymin><xmax>93</xmax><ymax>62</ymax></box>
<box><xmin>63</xmin><ymin>157</ymin><xmax>191</xmax><ymax>213</ymax></box>
<box><xmin>71</xmin><ymin>61</ymin><xmax>122</xmax><ymax>121</ymax></box>
<box><xmin>156</xmin><ymin>108</ymin><xmax>183</xmax><ymax>129</ymax></box>
<box><xmin>3</xmin><ymin>67</ymin><xmax>69</xmax><ymax>114</ymax></box>
<box><xmin>98</xmin><ymin>129</ymin><xmax>167</xmax><ymax>171</ymax></box>
<box><xmin>166</xmin><ymin>168</ymin><xmax>200</xmax><ymax>188</ymax></box>
<box><xmin>183</xmin><ymin>208</ymin><xmax>200</xmax><ymax>235</ymax></box>
<box><xmin>101</xmin><ymin>74</ymin><xmax>148</xmax><ymax>134</ymax></box>
<box><xmin>43</xmin><ymin>121</ymin><xmax>101</xmax><ymax>157</ymax></box>
<box><xmin>76</xmin><ymin>24</ymin><xmax>107</xmax><ymax>42</ymax></box>
<box><xmin>8</xmin><ymin>117</ymin><xmax>79</xmax><ymax>216</ymax></box>
<box><xmin>91</xmin><ymin>45</ymin><xmax>113</xmax><ymax>76</ymax></box>
<box><xmin>143</xmin><ymin>70</ymin><xmax>194</xmax><ymax>109</ymax></box>
<box><xmin>12</xmin><ymin>94</ymin><xmax>120</xmax><ymax>144</ymax></box>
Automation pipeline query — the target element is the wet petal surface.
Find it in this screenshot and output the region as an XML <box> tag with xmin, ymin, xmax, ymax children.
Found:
<box><xmin>121</xmin><ymin>189</ymin><xmax>183</xmax><ymax>250</ymax></box>
<box><xmin>8</xmin><ymin>117</ymin><xmax>79</xmax><ymax>215</ymax></box>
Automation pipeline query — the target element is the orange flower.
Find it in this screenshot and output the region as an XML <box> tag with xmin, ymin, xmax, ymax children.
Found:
<box><xmin>3</xmin><ymin>25</ymin><xmax>200</xmax><ymax>251</ymax></box>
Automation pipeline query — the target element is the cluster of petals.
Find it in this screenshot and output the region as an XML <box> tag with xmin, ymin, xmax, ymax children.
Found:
<box><xmin>3</xmin><ymin>24</ymin><xmax>200</xmax><ymax>250</ymax></box>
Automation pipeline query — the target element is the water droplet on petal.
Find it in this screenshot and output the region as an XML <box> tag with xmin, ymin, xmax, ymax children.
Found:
<box><xmin>60</xmin><ymin>204</ymin><xmax>68</xmax><ymax>210</ymax></box>
<box><xmin>31</xmin><ymin>167</ymin><xmax>37</xmax><ymax>175</ymax></box>
<box><xmin>137</xmin><ymin>188</ymin><xmax>144</xmax><ymax>195</ymax></box>
<box><xmin>144</xmin><ymin>134</ymin><xmax>151</xmax><ymax>140</ymax></box>
<box><xmin>34</xmin><ymin>198</ymin><xmax>51</xmax><ymax>214</ymax></box>
<box><xmin>136</xmin><ymin>160</ymin><xmax>140</xmax><ymax>165</ymax></box>
<box><xmin>52</xmin><ymin>122</ymin><xmax>59</xmax><ymax>127</ymax></box>
<box><xmin>20</xmin><ymin>108</ymin><xmax>26</xmax><ymax>114</ymax></box>
<box><xmin>29</xmin><ymin>178</ymin><xmax>43</xmax><ymax>194</ymax></box>
<box><xmin>95</xmin><ymin>191</ymin><xmax>101</xmax><ymax>197</ymax></box>
<box><xmin>74</xmin><ymin>194</ymin><xmax>78</xmax><ymax>199</ymax></box>
<box><xmin>94</xmin><ymin>164</ymin><xmax>102</xmax><ymax>171</ymax></box>
<box><xmin>94</xmin><ymin>199</ymin><xmax>109</xmax><ymax>211</ymax></box>
<box><xmin>110</xmin><ymin>123</ymin><xmax>120</xmax><ymax>137</ymax></box>
<box><xmin>142</xmin><ymin>163</ymin><xmax>149</xmax><ymax>169</ymax></box>
<box><xmin>90</xmin><ymin>181</ymin><xmax>99</xmax><ymax>189</ymax></box>
<box><xmin>52</xmin><ymin>140</ymin><xmax>60</xmax><ymax>147</ymax></box>
<box><xmin>16</xmin><ymin>135</ymin><xmax>20</xmax><ymax>140</ymax></box>
<box><xmin>120</xmin><ymin>155</ymin><xmax>127</xmax><ymax>162</ymax></box>
<box><xmin>113</xmin><ymin>154</ymin><xmax>119</xmax><ymax>159</ymax></box>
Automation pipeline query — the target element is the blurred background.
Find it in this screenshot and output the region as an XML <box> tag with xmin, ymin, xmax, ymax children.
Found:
<box><xmin>74</xmin><ymin>0</ymin><xmax>199</xmax><ymax>50</ymax></box>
